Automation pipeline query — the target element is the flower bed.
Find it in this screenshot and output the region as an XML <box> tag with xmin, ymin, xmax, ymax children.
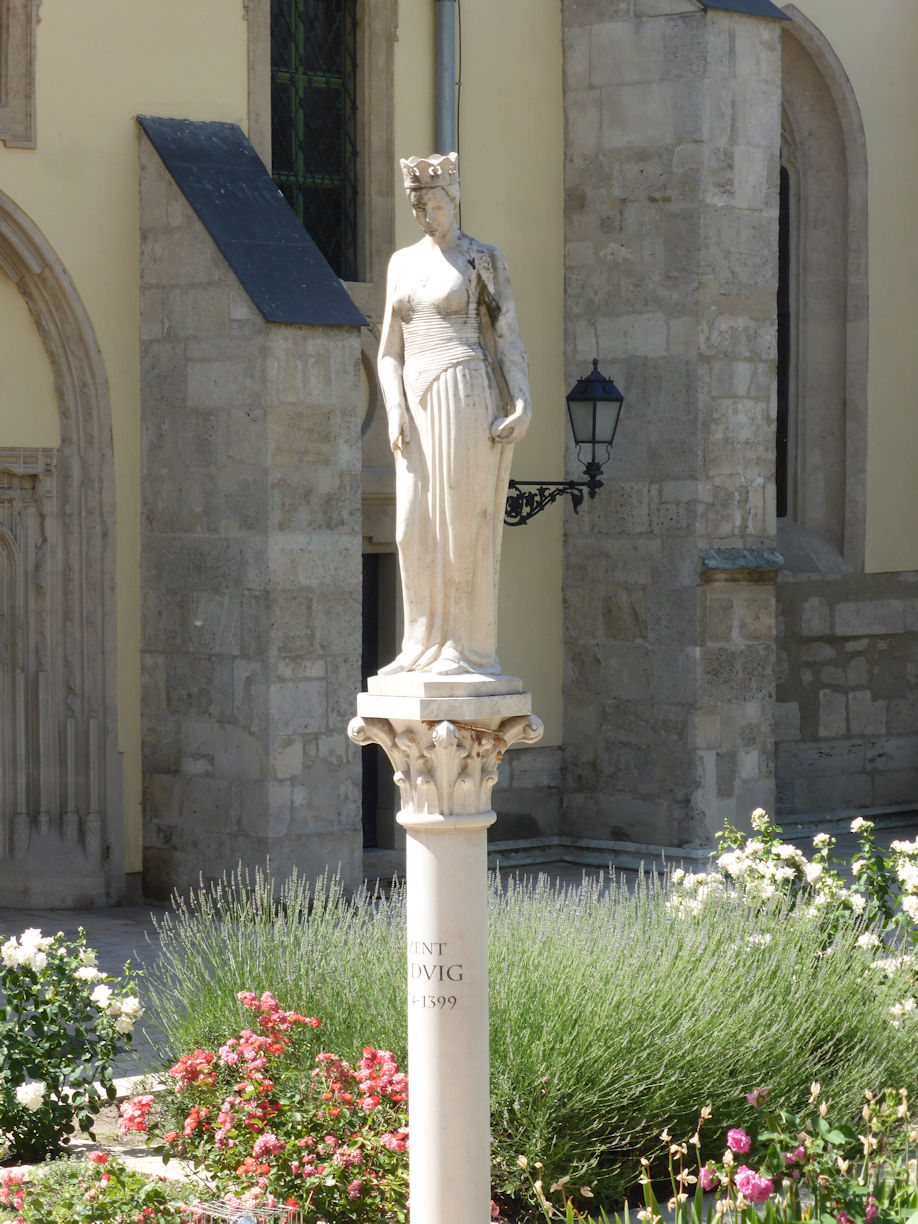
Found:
<box><xmin>4</xmin><ymin>813</ymin><xmax>918</xmax><ymax>1221</ymax></box>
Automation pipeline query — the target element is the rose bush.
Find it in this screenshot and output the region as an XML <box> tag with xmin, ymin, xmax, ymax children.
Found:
<box><xmin>0</xmin><ymin>927</ymin><xmax>143</xmax><ymax>1162</ymax></box>
<box><xmin>0</xmin><ymin>1154</ymin><xmax>199</xmax><ymax>1223</ymax></box>
<box><xmin>669</xmin><ymin>811</ymin><xmax>918</xmax><ymax>947</ymax></box>
<box><xmin>124</xmin><ymin>989</ymin><xmax>409</xmax><ymax>1222</ymax></box>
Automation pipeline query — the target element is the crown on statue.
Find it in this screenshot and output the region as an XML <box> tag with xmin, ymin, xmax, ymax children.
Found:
<box><xmin>400</xmin><ymin>153</ymin><xmax>459</xmax><ymax>191</ymax></box>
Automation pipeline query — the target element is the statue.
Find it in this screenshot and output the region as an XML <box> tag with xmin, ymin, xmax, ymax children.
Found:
<box><xmin>376</xmin><ymin>153</ymin><xmax>531</xmax><ymax>677</ymax></box>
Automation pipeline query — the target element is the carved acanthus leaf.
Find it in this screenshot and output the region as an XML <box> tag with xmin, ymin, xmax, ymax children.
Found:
<box><xmin>348</xmin><ymin>713</ymin><xmax>544</xmax><ymax>816</ymax></box>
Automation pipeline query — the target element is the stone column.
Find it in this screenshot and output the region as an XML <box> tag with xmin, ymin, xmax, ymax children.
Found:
<box><xmin>562</xmin><ymin>4</ymin><xmax>784</xmax><ymax>847</ymax></box>
<box><xmin>349</xmin><ymin>674</ymin><xmax>542</xmax><ymax>1224</ymax></box>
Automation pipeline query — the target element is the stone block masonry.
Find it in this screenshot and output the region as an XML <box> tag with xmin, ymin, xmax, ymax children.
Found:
<box><xmin>139</xmin><ymin>133</ymin><xmax>363</xmax><ymax>897</ymax></box>
<box><xmin>562</xmin><ymin>3</ymin><xmax>782</xmax><ymax>847</ymax></box>
<box><xmin>777</xmin><ymin>571</ymin><xmax>918</xmax><ymax>818</ymax></box>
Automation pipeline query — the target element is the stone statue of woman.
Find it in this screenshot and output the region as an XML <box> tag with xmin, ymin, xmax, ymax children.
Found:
<box><xmin>376</xmin><ymin>153</ymin><xmax>531</xmax><ymax>677</ymax></box>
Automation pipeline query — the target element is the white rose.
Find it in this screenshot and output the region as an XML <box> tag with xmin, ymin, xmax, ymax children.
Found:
<box><xmin>27</xmin><ymin>950</ymin><xmax>48</xmax><ymax>972</ymax></box>
<box><xmin>76</xmin><ymin>965</ymin><xmax>103</xmax><ymax>982</ymax></box>
<box><xmin>114</xmin><ymin>1015</ymin><xmax>136</xmax><ymax>1034</ymax></box>
<box><xmin>1</xmin><ymin>938</ymin><xmax>23</xmax><ymax>967</ymax></box>
<box><xmin>15</xmin><ymin>1081</ymin><xmax>45</xmax><ymax>1111</ymax></box>
<box><xmin>804</xmin><ymin>862</ymin><xmax>824</xmax><ymax>885</ymax></box>
<box><xmin>813</xmin><ymin>833</ymin><xmax>832</xmax><ymax>850</ymax></box>
<box><xmin>120</xmin><ymin>996</ymin><xmax>143</xmax><ymax>1018</ymax></box>
<box><xmin>19</xmin><ymin>928</ymin><xmax>52</xmax><ymax>951</ymax></box>
<box><xmin>91</xmin><ymin>983</ymin><xmax>113</xmax><ymax>1008</ymax></box>
<box><xmin>851</xmin><ymin>817</ymin><xmax>873</xmax><ymax>834</ymax></box>
<box><xmin>857</xmin><ymin>932</ymin><xmax>880</xmax><ymax>948</ymax></box>
<box><xmin>902</xmin><ymin>895</ymin><xmax>918</xmax><ymax>922</ymax></box>
<box><xmin>717</xmin><ymin>851</ymin><xmax>746</xmax><ymax>879</ymax></box>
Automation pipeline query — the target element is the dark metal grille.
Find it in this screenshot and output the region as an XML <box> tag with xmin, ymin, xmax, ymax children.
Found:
<box><xmin>270</xmin><ymin>0</ymin><xmax>358</xmax><ymax>281</ymax></box>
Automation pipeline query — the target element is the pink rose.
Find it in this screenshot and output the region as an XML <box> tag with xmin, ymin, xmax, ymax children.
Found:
<box><xmin>866</xmin><ymin>1199</ymin><xmax>878</xmax><ymax>1222</ymax></box>
<box><xmin>727</xmin><ymin>1128</ymin><xmax>752</xmax><ymax>1154</ymax></box>
<box><xmin>734</xmin><ymin>1166</ymin><xmax>773</xmax><ymax>1204</ymax></box>
<box><xmin>746</xmin><ymin>1087</ymin><xmax>770</xmax><ymax>1109</ymax></box>
<box><xmin>700</xmin><ymin>1165</ymin><xmax>720</xmax><ymax>1192</ymax></box>
<box><xmin>783</xmin><ymin>1146</ymin><xmax>805</xmax><ymax>1167</ymax></box>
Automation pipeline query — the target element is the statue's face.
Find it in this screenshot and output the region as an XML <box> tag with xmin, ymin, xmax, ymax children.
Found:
<box><xmin>408</xmin><ymin>187</ymin><xmax>456</xmax><ymax>241</ymax></box>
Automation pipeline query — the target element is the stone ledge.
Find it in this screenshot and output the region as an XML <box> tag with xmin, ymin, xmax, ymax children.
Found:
<box><xmin>356</xmin><ymin>689</ymin><xmax>532</xmax><ymax>722</ymax></box>
<box><xmin>699</xmin><ymin>547</ymin><xmax>783</xmax><ymax>583</ymax></box>
<box><xmin>366</xmin><ymin>672</ymin><xmax>523</xmax><ymax>698</ymax></box>
<box><xmin>363</xmin><ymin>837</ymin><xmax>715</xmax><ymax>882</ymax></box>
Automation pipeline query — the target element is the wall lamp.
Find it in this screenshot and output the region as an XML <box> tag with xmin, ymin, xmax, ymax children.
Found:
<box><xmin>504</xmin><ymin>359</ymin><xmax>624</xmax><ymax>526</ymax></box>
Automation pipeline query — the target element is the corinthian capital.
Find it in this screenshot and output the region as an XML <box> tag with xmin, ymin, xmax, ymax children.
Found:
<box><xmin>348</xmin><ymin>714</ymin><xmax>543</xmax><ymax>820</ymax></box>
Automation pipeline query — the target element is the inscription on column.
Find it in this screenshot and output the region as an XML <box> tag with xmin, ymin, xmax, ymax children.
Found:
<box><xmin>408</xmin><ymin>939</ymin><xmax>462</xmax><ymax>1009</ymax></box>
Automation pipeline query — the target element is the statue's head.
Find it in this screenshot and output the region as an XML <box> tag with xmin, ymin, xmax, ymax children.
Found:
<box><xmin>401</xmin><ymin>154</ymin><xmax>460</xmax><ymax>241</ymax></box>
<box><xmin>400</xmin><ymin>152</ymin><xmax>459</xmax><ymax>193</ymax></box>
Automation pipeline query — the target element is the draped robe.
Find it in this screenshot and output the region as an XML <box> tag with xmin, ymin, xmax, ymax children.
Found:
<box><xmin>380</xmin><ymin>242</ymin><xmax>517</xmax><ymax>676</ymax></box>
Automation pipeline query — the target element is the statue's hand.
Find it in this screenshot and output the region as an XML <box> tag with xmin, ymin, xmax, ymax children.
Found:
<box><xmin>491</xmin><ymin>400</ymin><xmax>531</xmax><ymax>444</ymax></box>
<box><xmin>389</xmin><ymin>405</ymin><xmax>411</xmax><ymax>453</ymax></box>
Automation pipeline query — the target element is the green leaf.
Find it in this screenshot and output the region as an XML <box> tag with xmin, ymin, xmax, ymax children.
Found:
<box><xmin>826</xmin><ymin>1128</ymin><xmax>850</xmax><ymax>1144</ymax></box>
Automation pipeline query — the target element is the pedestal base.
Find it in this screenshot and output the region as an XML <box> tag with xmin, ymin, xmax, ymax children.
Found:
<box><xmin>348</xmin><ymin>676</ymin><xmax>543</xmax><ymax>1224</ymax></box>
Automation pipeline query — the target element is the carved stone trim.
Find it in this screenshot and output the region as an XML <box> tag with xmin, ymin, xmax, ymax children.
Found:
<box><xmin>0</xmin><ymin>191</ymin><xmax>122</xmax><ymax>903</ymax></box>
<box><xmin>0</xmin><ymin>0</ymin><xmax>40</xmax><ymax>148</ymax></box>
<box><xmin>349</xmin><ymin>714</ymin><xmax>543</xmax><ymax>819</ymax></box>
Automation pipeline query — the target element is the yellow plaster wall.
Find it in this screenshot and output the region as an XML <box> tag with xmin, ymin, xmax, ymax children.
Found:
<box><xmin>0</xmin><ymin>272</ymin><xmax>58</xmax><ymax>446</ymax></box>
<box><xmin>0</xmin><ymin>1</ymin><xmax>249</xmax><ymax>872</ymax></box>
<box><xmin>790</xmin><ymin>1</ymin><xmax>918</xmax><ymax>573</ymax></box>
<box><xmin>394</xmin><ymin>0</ymin><xmax>565</xmax><ymax>743</ymax></box>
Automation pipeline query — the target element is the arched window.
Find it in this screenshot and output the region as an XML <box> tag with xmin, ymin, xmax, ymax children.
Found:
<box><xmin>777</xmin><ymin>7</ymin><xmax>867</xmax><ymax>570</ymax></box>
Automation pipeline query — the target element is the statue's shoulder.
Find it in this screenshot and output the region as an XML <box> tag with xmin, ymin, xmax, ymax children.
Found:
<box><xmin>463</xmin><ymin>236</ymin><xmax>508</xmax><ymax>274</ymax></box>
<box><xmin>387</xmin><ymin>239</ymin><xmax>426</xmax><ymax>271</ymax></box>
<box><xmin>463</xmin><ymin>239</ymin><xmax>511</xmax><ymax>307</ymax></box>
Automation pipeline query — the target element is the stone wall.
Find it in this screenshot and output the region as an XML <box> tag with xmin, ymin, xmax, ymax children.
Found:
<box><xmin>491</xmin><ymin>745</ymin><xmax>562</xmax><ymax>843</ymax></box>
<box><xmin>776</xmin><ymin>571</ymin><xmax>918</xmax><ymax>817</ymax></box>
<box><xmin>139</xmin><ymin>133</ymin><xmax>364</xmax><ymax>897</ymax></box>
<box><xmin>562</xmin><ymin>2</ymin><xmax>782</xmax><ymax>847</ymax></box>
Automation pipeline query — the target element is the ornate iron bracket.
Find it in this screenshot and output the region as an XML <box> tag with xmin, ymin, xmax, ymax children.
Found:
<box><xmin>504</xmin><ymin>475</ymin><xmax>602</xmax><ymax>527</ymax></box>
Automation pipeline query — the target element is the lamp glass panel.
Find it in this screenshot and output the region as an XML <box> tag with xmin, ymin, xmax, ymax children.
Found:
<box><xmin>594</xmin><ymin>399</ymin><xmax>622</xmax><ymax>444</ymax></box>
<box><xmin>567</xmin><ymin>400</ymin><xmax>597</xmax><ymax>445</ymax></box>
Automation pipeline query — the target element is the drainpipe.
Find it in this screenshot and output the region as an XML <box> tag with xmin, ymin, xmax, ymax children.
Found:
<box><xmin>435</xmin><ymin>0</ymin><xmax>457</xmax><ymax>154</ymax></box>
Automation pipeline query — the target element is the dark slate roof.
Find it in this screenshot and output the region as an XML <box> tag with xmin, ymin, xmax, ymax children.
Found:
<box><xmin>697</xmin><ymin>0</ymin><xmax>790</xmax><ymax>18</ymax></box>
<box><xmin>138</xmin><ymin>116</ymin><xmax>366</xmax><ymax>327</ymax></box>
